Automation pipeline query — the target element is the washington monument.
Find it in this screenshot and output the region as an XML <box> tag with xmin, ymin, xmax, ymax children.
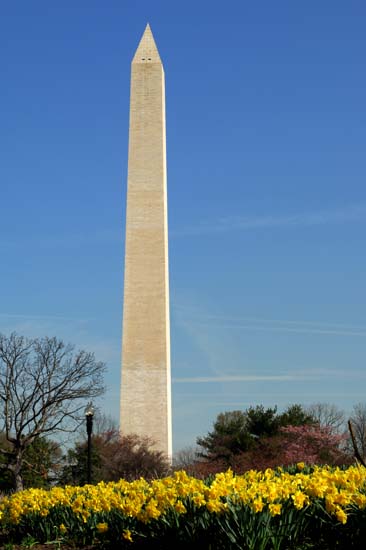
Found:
<box><xmin>120</xmin><ymin>25</ymin><xmax>172</xmax><ymax>458</ymax></box>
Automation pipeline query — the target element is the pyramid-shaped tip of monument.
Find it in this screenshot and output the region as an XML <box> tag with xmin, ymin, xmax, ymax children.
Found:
<box><xmin>132</xmin><ymin>24</ymin><xmax>162</xmax><ymax>65</ymax></box>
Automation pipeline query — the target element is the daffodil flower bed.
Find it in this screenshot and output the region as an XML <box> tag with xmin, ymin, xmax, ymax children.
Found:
<box><xmin>1</xmin><ymin>465</ymin><xmax>366</xmax><ymax>549</ymax></box>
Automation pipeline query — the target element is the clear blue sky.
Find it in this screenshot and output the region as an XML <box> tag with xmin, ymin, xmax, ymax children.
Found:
<box><xmin>1</xmin><ymin>1</ymin><xmax>365</xmax><ymax>451</ymax></box>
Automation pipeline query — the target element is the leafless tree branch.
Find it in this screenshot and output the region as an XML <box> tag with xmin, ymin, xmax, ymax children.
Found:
<box><xmin>0</xmin><ymin>332</ymin><xmax>106</xmax><ymax>491</ymax></box>
<box><xmin>348</xmin><ymin>420</ymin><xmax>366</xmax><ymax>467</ymax></box>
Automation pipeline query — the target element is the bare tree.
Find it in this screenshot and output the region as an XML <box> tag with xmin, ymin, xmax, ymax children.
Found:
<box><xmin>92</xmin><ymin>411</ymin><xmax>119</xmax><ymax>435</ymax></box>
<box><xmin>173</xmin><ymin>445</ymin><xmax>201</xmax><ymax>471</ymax></box>
<box><xmin>0</xmin><ymin>332</ymin><xmax>105</xmax><ymax>491</ymax></box>
<box><xmin>306</xmin><ymin>402</ymin><xmax>345</xmax><ymax>434</ymax></box>
<box><xmin>349</xmin><ymin>403</ymin><xmax>366</xmax><ymax>461</ymax></box>
<box><xmin>60</xmin><ymin>430</ymin><xmax>170</xmax><ymax>484</ymax></box>
<box><xmin>348</xmin><ymin>420</ymin><xmax>365</xmax><ymax>466</ymax></box>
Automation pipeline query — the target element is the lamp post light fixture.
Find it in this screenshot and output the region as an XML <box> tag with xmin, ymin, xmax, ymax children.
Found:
<box><xmin>85</xmin><ymin>402</ymin><xmax>94</xmax><ymax>484</ymax></box>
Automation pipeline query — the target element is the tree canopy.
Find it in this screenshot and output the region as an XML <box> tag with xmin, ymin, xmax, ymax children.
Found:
<box><xmin>60</xmin><ymin>429</ymin><xmax>170</xmax><ymax>485</ymax></box>
<box><xmin>0</xmin><ymin>332</ymin><xmax>105</xmax><ymax>491</ymax></box>
<box><xmin>197</xmin><ymin>404</ymin><xmax>315</xmax><ymax>461</ymax></box>
<box><xmin>194</xmin><ymin>403</ymin><xmax>351</xmax><ymax>475</ymax></box>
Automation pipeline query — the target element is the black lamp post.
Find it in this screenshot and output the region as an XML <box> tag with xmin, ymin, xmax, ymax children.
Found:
<box><xmin>85</xmin><ymin>402</ymin><xmax>94</xmax><ymax>484</ymax></box>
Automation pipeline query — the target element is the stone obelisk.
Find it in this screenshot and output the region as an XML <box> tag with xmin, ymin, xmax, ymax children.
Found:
<box><xmin>120</xmin><ymin>24</ymin><xmax>172</xmax><ymax>458</ymax></box>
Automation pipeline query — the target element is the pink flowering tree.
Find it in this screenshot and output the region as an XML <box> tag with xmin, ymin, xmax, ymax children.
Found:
<box><xmin>228</xmin><ymin>424</ymin><xmax>352</xmax><ymax>473</ymax></box>
<box><xmin>279</xmin><ymin>424</ymin><xmax>350</xmax><ymax>466</ymax></box>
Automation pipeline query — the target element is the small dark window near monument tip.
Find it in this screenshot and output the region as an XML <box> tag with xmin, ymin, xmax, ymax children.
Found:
<box><xmin>148</xmin><ymin>58</ymin><xmax>151</xmax><ymax>60</ymax></box>
<box><xmin>142</xmin><ymin>57</ymin><xmax>145</xmax><ymax>60</ymax></box>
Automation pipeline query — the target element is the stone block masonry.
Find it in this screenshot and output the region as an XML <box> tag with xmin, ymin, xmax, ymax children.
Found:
<box><xmin>120</xmin><ymin>24</ymin><xmax>172</xmax><ymax>459</ymax></box>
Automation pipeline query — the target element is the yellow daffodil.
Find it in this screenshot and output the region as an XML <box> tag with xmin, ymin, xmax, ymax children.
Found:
<box><xmin>268</xmin><ymin>503</ymin><xmax>282</xmax><ymax>516</ymax></box>
<box><xmin>335</xmin><ymin>507</ymin><xmax>347</xmax><ymax>524</ymax></box>
<box><xmin>96</xmin><ymin>522</ymin><xmax>108</xmax><ymax>533</ymax></box>
<box><xmin>122</xmin><ymin>529</ymin><xmax>133</xmax><ymax>542</ymax></box>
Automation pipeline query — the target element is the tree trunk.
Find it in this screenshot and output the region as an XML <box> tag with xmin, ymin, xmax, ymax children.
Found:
<box><xmin>13</xmin><ymin>449</ymin><xmax>24</xmax><ymax>492</ymax></box>
<box><xmin>14</xmin><ymin>470</ymin><xmax>24</xmax><ymax>492</ymax></box>
<box><xmin>348</xmin><ymin>420</ymin><xmax>366</xmax><ymax>467</ymax></box>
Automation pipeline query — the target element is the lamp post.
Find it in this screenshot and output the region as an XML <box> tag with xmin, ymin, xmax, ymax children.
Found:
<box><xmin>85</xmin><ymin>402</ymin><xmax>94</xmax><ymax>484</ymax></box>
